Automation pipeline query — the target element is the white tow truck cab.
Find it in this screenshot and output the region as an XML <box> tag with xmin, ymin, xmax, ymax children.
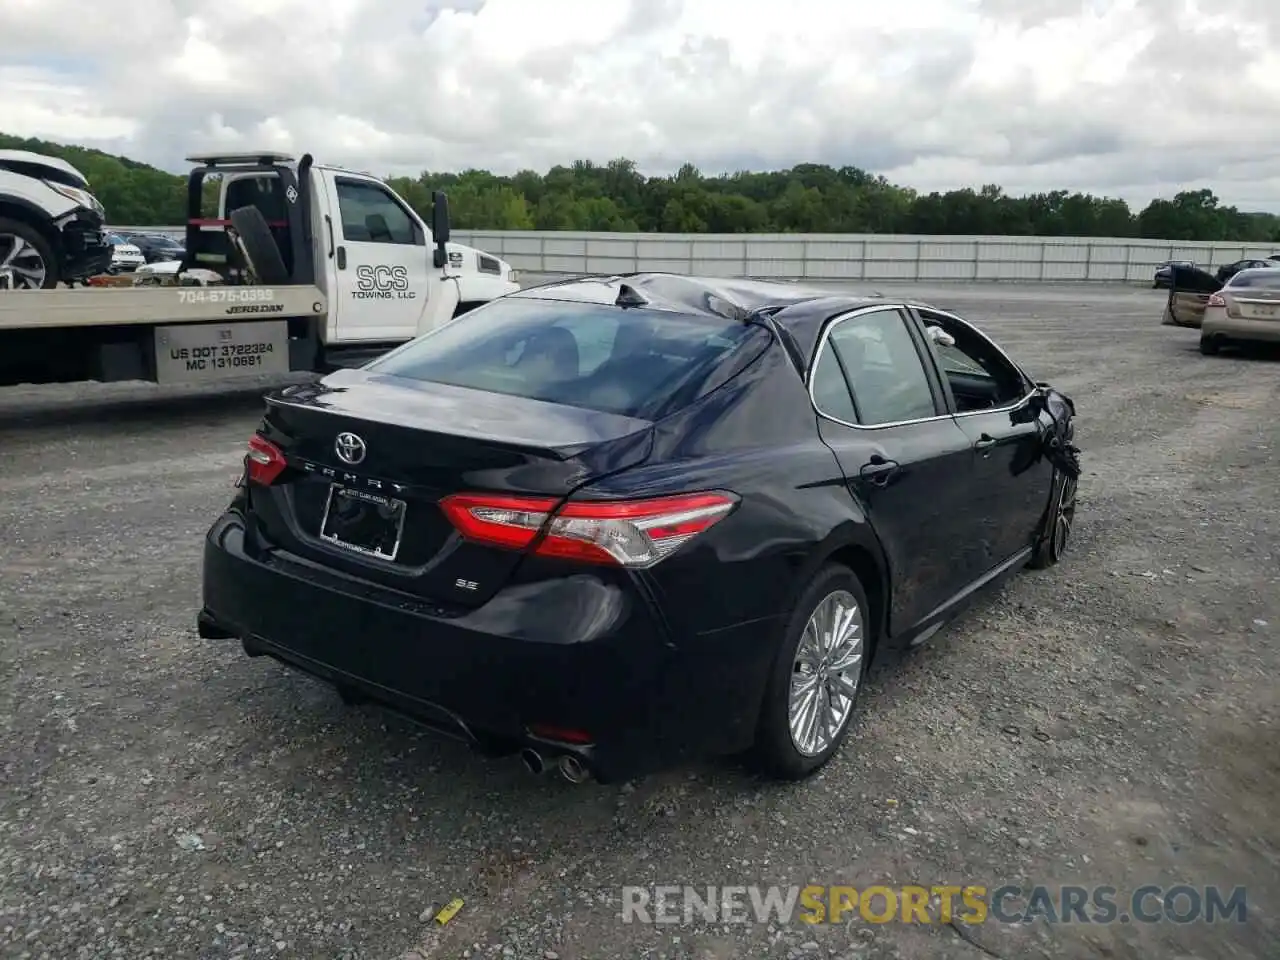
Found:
<box><xmin>0</xmin><ymin>151</ymin><xmax>520</xmax><ymax>388</ymax></box>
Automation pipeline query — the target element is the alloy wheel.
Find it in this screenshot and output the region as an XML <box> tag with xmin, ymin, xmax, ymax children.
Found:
<box><xmin>1051</xmin><ymin>474</ymin><xmax>1077</xmax><ymax>561</ymax></box>
<box><xmin>0</xmin><ymin>233</ymin><xmax>48</xmax><ymax>289</ymax></box>
<box><xmin>788</xmin><ymin>589</ymin><xmax>864</xmax><ymax>756</ymax></box>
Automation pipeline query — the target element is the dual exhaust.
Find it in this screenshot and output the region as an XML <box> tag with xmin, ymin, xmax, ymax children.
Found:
<box><xmin>520</xmin><ymin>747</ymin><xmax>591</xmax><ymax>783</ymax></box>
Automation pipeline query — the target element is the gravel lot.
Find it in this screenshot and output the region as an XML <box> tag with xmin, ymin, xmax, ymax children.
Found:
<box><xmin>1</xmin><ymin>281</ymin><xmax>1277</xmax><ymax>960</ymax></box>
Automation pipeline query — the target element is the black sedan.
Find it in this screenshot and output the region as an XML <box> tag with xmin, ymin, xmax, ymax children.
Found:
<box><xmin>122</xmin><ymin>232</ymin><xmax>186</xmax><ymax>263</ymax></box>
<box><xmin>198</xmin><ymin>274</ymin><xmax>1080</xmax><ymax>784</ymax></box>
<box><xmin>1153</xmin><ymin>259</ymin><xmax>1195</xmax><ymax>289</ymax></box>
<box><xmin>1215</xmin><ymin>258</ymin><xmax>1277</xmax><ymax>284</ymax></box>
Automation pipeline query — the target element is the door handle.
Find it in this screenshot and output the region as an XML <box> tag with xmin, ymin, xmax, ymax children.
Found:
<box><xmin>336</xmin><ymin>245</ymin><xmax>346</xmax><ymax>270</ymax></box>
<box><xmin>975</xmin><ymin>433</ymin><xmax>996</xmax><ymax>457</ymax></box>
<box><xmin>859</xmin><ymin>454</ymin><xmax>900</xmax><ymax>487</ymax></box>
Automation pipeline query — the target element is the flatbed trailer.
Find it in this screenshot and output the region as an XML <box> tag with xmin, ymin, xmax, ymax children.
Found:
<box><xmin>0</xmin><ymin>151</ymin><xmax>520</xmax><ymax>388</ymax></box>
<box><xmin>0</xmin><ymin>284</ymin><xmax>326</xmax><ymax>330</ymax></box>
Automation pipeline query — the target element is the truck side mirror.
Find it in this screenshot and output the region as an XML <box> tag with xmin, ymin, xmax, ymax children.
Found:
<box><xmin>431</xmin><ymin>190</ymin><xmax>451</xmax><ymax>268</ymax></box>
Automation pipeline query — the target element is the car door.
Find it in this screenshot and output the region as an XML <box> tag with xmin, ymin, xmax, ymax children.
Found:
<box><xmin>1164</xmin><ymin>264</ymin><xmax>1222</xmax><ymax>327</ymax></box>
<box><xmin>809</xmin><ymin>305</ymin><xmax>981</xmax><ymax>634</ymax></box>
<box><xmin>911</xmin><ymin>307</ymin><xmax>1054</xmax><ymax>568</ymax></box>
<box><xmin>321</xmin><ymin>171</ymin><xmax>431</xmax><ymax>343</ymax></box>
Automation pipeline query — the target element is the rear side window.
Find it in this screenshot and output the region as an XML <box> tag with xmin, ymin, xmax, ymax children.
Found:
<box><xmin>826</xmin><ymin>309</ymin><xmax>937</xmax><ymax>426</ymax></box>
<box><xmin>366</xmin><ymin>298</ymin><xmax>759</xmax><ymax>418</ymax></box>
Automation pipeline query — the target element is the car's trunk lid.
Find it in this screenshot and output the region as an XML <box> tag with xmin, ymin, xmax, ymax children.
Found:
<box><xmin>1224</xmin><ymin>286</ymin><xmax>1280</xmax><ymax>321</ymax></box>
<box><xmin>249</xmin><ymin>368</ymin><xmax>653</xmax><ymax>607</ymax></box>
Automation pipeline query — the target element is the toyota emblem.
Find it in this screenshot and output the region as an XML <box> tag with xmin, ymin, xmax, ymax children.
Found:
<box><xmin>334</xmin><ymin>432</ymin><xmax>367</xmax><ymax>465</ymax></box>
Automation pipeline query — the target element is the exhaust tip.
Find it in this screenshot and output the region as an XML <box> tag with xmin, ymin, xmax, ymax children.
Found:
<box><xmin>520</xmin><ymin>748</ymin><xmax>546</xmax><ymax>775</ymax></box>
<box><xmin>557</xmin><ymin>754</ymin><xmax>590</xmax><ymax>784</ymax></box>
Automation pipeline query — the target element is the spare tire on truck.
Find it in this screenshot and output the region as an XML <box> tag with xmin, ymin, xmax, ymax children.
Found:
<box><xmin>228</xmin><ymin>205</ymin><xmax>290</xmax><ymax>284</ymax></box>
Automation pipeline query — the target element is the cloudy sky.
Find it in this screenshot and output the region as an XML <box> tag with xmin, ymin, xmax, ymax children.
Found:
<box><xmin>2</xmin><ymin>0</ymin><xmax>1279</xmax><ymax>210</ymax></box>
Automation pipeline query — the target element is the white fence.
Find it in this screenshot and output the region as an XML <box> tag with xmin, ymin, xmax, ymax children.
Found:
<box><xmin>111</xmin><ymin>227</ymin><xmax>1278</xmax><ymax>283</ymax></box>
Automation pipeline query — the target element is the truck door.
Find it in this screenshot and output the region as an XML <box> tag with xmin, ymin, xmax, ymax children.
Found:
<box><xmin>320</xmin><ymin>170</ymin><xmax>433</xmax><ymax>343</ymax></box>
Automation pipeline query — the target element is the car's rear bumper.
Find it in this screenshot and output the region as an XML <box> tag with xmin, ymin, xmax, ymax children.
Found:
<box><xmin>1201</xmin><ymin>313</ymin><xmax>1280</xmax><ymax>344</ymax></box>
<box><xmin>199</xmin><ymin>509</ymin><xmax>778</xmax><ymax>782</ymax></box>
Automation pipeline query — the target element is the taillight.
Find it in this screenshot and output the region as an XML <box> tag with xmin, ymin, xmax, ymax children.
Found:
<box><xmin>439</xmin><ymin>491</ymin><xmax>739</xmax><ymax>567</ymax></box>
<box><xmin>438</xmin><ymin>494</ymin><xmax>558</xmax><ymax>550</ymax></box>
<box><xmin>245</xmin><ymin>434</ymin><xmax>287</xmax><ymax>485</ymax></box>
<box><xmin>1207</xmin><ymin>293</ymin><xmax>1226</xmax><ymax>307</ymax></box>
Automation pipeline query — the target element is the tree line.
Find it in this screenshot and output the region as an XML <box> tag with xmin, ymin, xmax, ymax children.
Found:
<box><xmin>5</xmin><ymin>133</ymin><xmax>1278</xmax><ymax>243</ymax></box>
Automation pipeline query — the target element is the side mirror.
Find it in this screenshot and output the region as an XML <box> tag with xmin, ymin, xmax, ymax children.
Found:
<box><xmin>926</xmin><ymin>325</ymin><xmax>956</xmax><ymax>348</ymax></box>
<box><xmin>431</xmin><ymin>190</ymin><xmax>451</xmax><ymax>269</ymax></box>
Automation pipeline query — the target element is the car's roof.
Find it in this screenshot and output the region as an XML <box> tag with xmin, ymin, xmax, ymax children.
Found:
<box><xmin>511</xmin><ymin>271</ymin><xmax>936</xmax><ymax>323</ymax></box>
<box><xmin>508</xmin><ymin>273</ymin><xmax>955</xmax><ymax>369</ymax></box>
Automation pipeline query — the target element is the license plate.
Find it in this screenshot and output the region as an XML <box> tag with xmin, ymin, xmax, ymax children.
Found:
<box><xmin>319</xmin><ymin>485</ymin><xmax>407</xmax><ymax>561</ymax></box>
<box><xmin>153</xmin><ymin>319</ymin><xmax>290</xmax><ymax>385</ymax></box>
<box><xmin>1248</xmin><ymin>304</ymin><xmax>1278</xmax><ymax>319</ymax></box>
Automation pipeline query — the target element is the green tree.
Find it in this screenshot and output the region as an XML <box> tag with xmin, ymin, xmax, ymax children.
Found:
<box><xmin>6</xmin><ymin>131</ymin><xmax>1279</xmax><ymax>243</ymax></box>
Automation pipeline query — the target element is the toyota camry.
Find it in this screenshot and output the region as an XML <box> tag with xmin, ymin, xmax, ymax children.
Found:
<box><xmin>198</xmin><ymin>273</ymin><xmax>1080</xmax><ymax>784</ymax></box>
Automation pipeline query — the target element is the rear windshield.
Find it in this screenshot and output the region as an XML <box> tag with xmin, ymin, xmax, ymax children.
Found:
<box><xmin>365</xmin><ymin>296</ymin><xmax>759</xmax><ymax>418</ymax></box>
<box><xmin>1228</xmin><ymin>270</ymin><xmax>1280</xmax><ymax>289</ymax></box>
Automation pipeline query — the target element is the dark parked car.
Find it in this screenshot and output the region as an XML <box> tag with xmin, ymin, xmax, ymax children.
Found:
<box><xmin>198</xmin><ymin>274</ymin><xmax>1080</xmax><ymax>784</ymax></box>
<box><xmin>1153</xmin><ymin>259</ymin><xmax>1195</xmax><ymax>289</ymax></box>
<box><xmin>1215</xmin><ymin>258</ymin><xmax>1277</xmax><ymax>284</ymax></box>
<box><xmin>122</xmin><ymin>232</ymin><xmax>186</xmax><ymax>263</ymax></box>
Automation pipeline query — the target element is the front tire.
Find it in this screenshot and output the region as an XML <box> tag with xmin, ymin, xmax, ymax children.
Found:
<box><xmin>1029</xmin><ymin>470</ymin><xmax>1077</xmax><ymax>569</ymax></box>
<box><xmin>752</xmin><ymin>565</ymin><xmax>870</xmax><ymax>780</ymax></box>
<box><xmin>0</xmin><ymin>218</ymin><xmax>58</xmax><ymax>289</ymax></box>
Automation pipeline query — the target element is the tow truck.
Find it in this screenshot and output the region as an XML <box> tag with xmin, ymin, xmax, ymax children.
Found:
<box><xmin>0</xmin><ymin>152</ymin><xmax>520</xmax><ymax>387</ymax></box>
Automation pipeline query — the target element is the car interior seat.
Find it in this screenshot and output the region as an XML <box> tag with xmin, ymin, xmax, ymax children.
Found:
<box><xmin>513</xmin><ymin>326</ymin><xmax>581</xmax><ymax>383</ymax></box>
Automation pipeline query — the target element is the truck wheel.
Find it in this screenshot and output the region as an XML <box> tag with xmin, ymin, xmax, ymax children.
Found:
<box><xmin>228</xmin><ymin>206</ymin><xmax>289</xmax><ymax>284</ymax></box>
<box><xmin>0</xmin><ymin>218</ymin><xmax>58</xmax><ymax>289</ymax></box>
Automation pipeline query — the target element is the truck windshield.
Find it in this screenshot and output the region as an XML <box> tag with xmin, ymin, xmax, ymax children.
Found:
<box><xmin>364</xmin><ymin>297</ymin><xmax>757</xmax><ymax>419</ymax></box>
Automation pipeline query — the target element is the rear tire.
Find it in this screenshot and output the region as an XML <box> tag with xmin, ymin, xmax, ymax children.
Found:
<box><xmin>1198</xmin><ymin>334</ymin><xmax>1220</xmax><ymax>355</ymax></box>
<box><xmin>752</xmin><ymin>565</ymin><xmax>870</xmax><ymax>780</ymax></box>
<box><xmin>0</xmin><ymin>217</ymin><xmax>58</xmax><ymax>289</ymax></box>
